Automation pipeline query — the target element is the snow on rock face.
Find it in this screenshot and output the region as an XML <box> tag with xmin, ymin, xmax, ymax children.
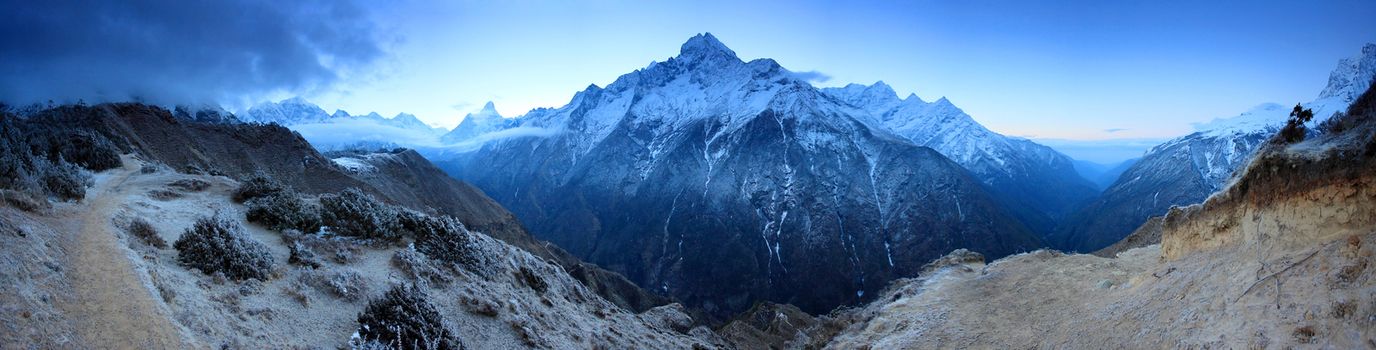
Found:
<box><xmin>241</xmin><ymin>98</ymin><xmax>446</xmax><ymax>136</ymax></box>
<box><xmin>441</xmin><ymin>101</ymin><xmax>515</xmax><ymax>144</ymax></box>
<box><xmin>440</xmin><ymin>33</ymin><xmax>1044</xmax><ymax>319</ymax></box>
<box><xmin>1318</xmin><ymin>43</ymin><xmax>1376</xmax><ymax>102</ymax></box>
<box><xmin>240</xmin><ymin>97</ymin><xmax>332</xmax><ymax>125</ymax></box>
<box><xmin>821</xmin><ymin>83</ymin><xmax>1097</xmax><ymax>230</ymax></box>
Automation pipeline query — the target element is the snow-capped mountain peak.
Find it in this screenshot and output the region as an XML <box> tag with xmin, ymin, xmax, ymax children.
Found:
<box><xmin>441</xmin><ymin>101</ymin><xmax>513</xmax><ymax>143</ymax></box>
<box><xmin>1318</xmin><ymin>43</ymin><xmax>1376</xmax><ymax>102</ymax></box>
<box><xmin>677</xmin><ymin>32</ymin><xmax>737</xmax><ymax>63</ymax></box>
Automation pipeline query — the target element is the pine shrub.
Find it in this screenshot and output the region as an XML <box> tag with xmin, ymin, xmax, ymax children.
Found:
<box><xmin>355</xmin><ymin>284</ymin><xmax>458</xmax><ymax>350</ymax></box>
<box><xmin>320</xmin><ymin>188</ymin><xmax>401</xmax><ymax>241</ymax></box>
<box><xmin>232</xmin><ymin>175</ymin><xmax>285</xmax><ymax>203</ymax></box>
<box><xmin>410</xmin><ymin>215</ymin><xmax>479</xmax><ymax>268</ymax></box>
<box><xmin>245</xmin><ymin>190</ymin><xmax>322</xmax><ymax>233</ymax></box>
<box><xmin>174</xmin><ymin>215</ymin><xmax>276</xmax><ymax>281</ymax></box>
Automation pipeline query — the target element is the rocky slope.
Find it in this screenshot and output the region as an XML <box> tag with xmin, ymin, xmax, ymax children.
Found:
<box><xmin>439</xmin><ymin>33</ymin><xmax>1044</xmax><ymax>318</ymax></box>
<box><xmin>0</xmin><ymin>157</ymin><xmax>723</xmax><ymax>348</ymax></box>
<box><xmin>0</xmin><ymin>104</ymin><xmax>728</xmax><ymax>348</ymax></box>
<box><xmin>327</xmin><ymin>149</ymin><xmax>673</xmax><ymax>312</ymax></box>
<box><xmin>1054</xmin><ymin>43</ymin><xmax>1376</xmax><ymax>252</ymax></box>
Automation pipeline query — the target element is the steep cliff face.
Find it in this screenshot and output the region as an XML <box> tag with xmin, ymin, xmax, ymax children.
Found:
<box><xmin>1161</xmin><ymin>87</ymin><xmax>1376</xmax><ymax>260</ymax></box>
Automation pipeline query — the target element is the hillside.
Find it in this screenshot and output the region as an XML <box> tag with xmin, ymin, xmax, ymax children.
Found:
<box><xmin>0</xmin><ymin>104</ymin><xmax>712</xmax><ymax>348</ymax></box>
<box><xmin>729</xmin><ymin>78</ymin><xmax>1376</xmax><ymax>349</ymax></box>
<box><xmin>1054</xmin><ymin>43</ymin><xmax>1376</xmax><ymax>252</ymax></box>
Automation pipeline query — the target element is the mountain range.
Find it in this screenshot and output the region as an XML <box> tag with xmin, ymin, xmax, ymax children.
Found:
<box><xmin>432</xmin><ymin>33</ymin><xmax>1091</xmax><ymax>317</ymax></box>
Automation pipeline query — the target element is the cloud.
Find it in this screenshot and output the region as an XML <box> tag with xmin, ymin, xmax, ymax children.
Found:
<box><xmin>789</xmin><ymin>70</ymin><xmax>832</xmax><ymax>83</ymax></box>
<box><xmin>434</xmin><ymin>127</ymin><xmax>563</xmax><ymax>154</ymax></box>
<box><xmin>450</xmin><ymin>102</ymin><xmax>474</xmax><ymax>111</ymax></box>
<box><xmin>0</xmin><ymin>0</ymin><xmax>389</xmax><ymax>107</ymax></box>
<box><xmin>290</xmin><ymin>119</ymin><xmax>439</xmax><ymax>150</ymax></box>
<box><xmin>1103</xmin><ymin>128</ymin><xmax>1128</xmax><ymax>133</ymax></box>
<box><xmin>286</xmin><ymin>118</ymin><xmax>560</xmax><ymax>155</ymax></box>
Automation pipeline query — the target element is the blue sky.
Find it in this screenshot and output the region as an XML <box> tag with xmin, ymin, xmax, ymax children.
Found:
<box><xmin>305</xmin><ymin>0</ymin><xmax>1376</xmax><ymax>143</ymax></box>
<box><xmin>3</xmin><ymin>0</ymin><xmax>1374</xmax><ymax>157</ymax></box>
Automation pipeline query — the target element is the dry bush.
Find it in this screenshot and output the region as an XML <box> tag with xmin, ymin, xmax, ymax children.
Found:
<box><xmin>516</xmin><ymin>266</ymin><xmax>548</xmax><ymax>293</ymax></box>
<box><xmin>319</xmin><ymin>188</ymin><xmax>401</xmax><ymax>241</ymax></box>
<box><xmin>354</xmin><ymin>284</ymin><xmax>458</xmax><ymax>350</ymax></box>
<box><xmin>40</xmin><ymin>158</ymin><xmax>90</xmax><ymax>201</ymax></box>
<box><xmin>288</xmin><ymin>241</ymin><xmax>322</xmax><ymax>269</ymax></box>
<box><xmin>392</xmin><ymin>248</ymin><xmax>453</xmax><ymax>287</ymax></box>
<box><xmin>126</xmin><ymin>217</ymin><xmax>168</xmax><ymax>249</ymax></box>
<box><xmin>232</xmin><ymin>175</ymin><xmax>285</xmax><ymax>203</ymax></box>
<box><xmin>403</xmin><ymin>213</ymin><xmax>479</xmax><ymax>269</ymax></box>
<box><xmin>1</xmin><ymin>189</ymin><xmax>48</xmax><ymax>212</ymax></box>
<box><xmin>167</xmin><ymin>179</ymin><xmax>210</xmax><ymax>192</ymax></box>
<box><xmin>245</xmin><ymin>190</ymin><xmax>322</xmax><ymax>233</ymax></box>
<box><xmin>304</xmin><ymin>268</ymin><xmax>368</xmax><ymax>301</ymax></box>
<box><xmin>147</xmin><ymin>189</ymin><xmax>182</xmax><ymax>201</ymax></box>
<box><xmin>173</xmin><ymin>215</ymin><xmax>276</xmax><ymax>281</ymax></box>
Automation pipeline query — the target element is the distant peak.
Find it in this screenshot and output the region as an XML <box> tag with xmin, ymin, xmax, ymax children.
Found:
<box><xmin>678</xmin><ymin>33</ymin><xmax>737</xmax><ymax>61</ymax></box>
<box><xmin>467</xmin><ymin>101</ymin><xmax>502</xmax><ymax>119</ymax></box>
<box><xmin>866</xmin><ymin>81</ymin><xmax>896</xmax><ymax>96</ymax></box>
<box><xmin>905</xmin><ymin>93</ymin><xmax>924</xmax><ymax>103</ymax></box>
<box><xmin>1318</xmin><ymin>42</ymin><xmax>1376</xmax><ymax>101</ymax></box>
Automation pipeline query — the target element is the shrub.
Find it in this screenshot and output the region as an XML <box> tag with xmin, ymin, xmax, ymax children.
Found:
<box><xmin>245</xmin><ymin>190</ymin><xmax>322</xmax><ymax>233</ymax></box>
<box><xmin>2</xmin><ymin>189</ymin><xmax>48</xmax><ymax>212</ymax></box>
<box><xmin>41</xmin><ymin>158</ymin><xmax>90</xmax><ymax>201</ymax></box>
<box><xmin>354</xmin><ymin>284</ymin><xmax>458</xmax><ymax>350</ymax></box>
<box><xmin>29</xmin><ymin>129</ymin><xmax>122</xmax><ymax>172</ymax></box>
<box><xmin>173</xmin><ymin>215</ymin><xmax>276</xmax><ymax>281</ymax></box>
<box><xmin>148</xmin><ymin>189</ymin><xmax>182</xmax><ymax>201</ymax></box>
<box><xmin>392</xmin><ymin>248</ymin><xmax>453</xmax><ymax>286</ymax></box>
<box><xmin>1278</xmin><ymin>103</ymin><xmax>1315</xmax><ymax>144</ymax></box>
<box><xmin>516</xmin><ymin>266</ymin><xmax>548</xmax><ymax>293</ymax></box>
<box><xmin>232</xmin><ymin>175</ymin><xmax>284</xmax><ymax>203</ymax></box>
<box><xmin>167</xmin><ymin>179</ymin><xmax>210</xmax><ymax>192</ymax></box>
<box><xmin>305</xmin><ymin>268</ymin><xmax>368</xmax><ymax>301</ymax></box>
<box><xmin>127</xmin><ymin>218</ymin><xmax>168</xmax><ymax>249</ymax></box>
<box><xmin>320</xmin><ymin>188</ymin><xmax>401</xmax><ymax>241</ymax></box>
<box><xmin>288</xmin><ymin>241</ymin><xmax>322</xmax><ymax>269</ymax></box>
<box><xmin>410</xmin><ymin>215</ymin><xmax>479</xmax><ymax>268</ymax></box>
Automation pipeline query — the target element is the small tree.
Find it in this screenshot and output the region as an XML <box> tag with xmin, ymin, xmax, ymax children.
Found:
<box><xmin>1279</xmin><ymin>103</ymin><xmax>1315</xmax><ymax>143</ymax></box>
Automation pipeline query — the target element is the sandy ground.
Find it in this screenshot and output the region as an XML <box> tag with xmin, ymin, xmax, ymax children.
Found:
<box><xmin>51</xmin><ymin>155</ymin><xmax>192</xmax><ymax>349</ymax></box>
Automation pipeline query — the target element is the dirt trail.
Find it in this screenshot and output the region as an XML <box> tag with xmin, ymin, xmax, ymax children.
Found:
<box><xmin>58</xmin><ymin>156</ymin><xmax>189</xmax><ymax>349</ymax></box>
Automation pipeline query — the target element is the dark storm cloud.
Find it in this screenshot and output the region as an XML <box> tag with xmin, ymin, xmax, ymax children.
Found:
<box><xmin>0</xmin><ymin>0</ymin><xmax>387</xmax><ymax>106</ymax></box>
